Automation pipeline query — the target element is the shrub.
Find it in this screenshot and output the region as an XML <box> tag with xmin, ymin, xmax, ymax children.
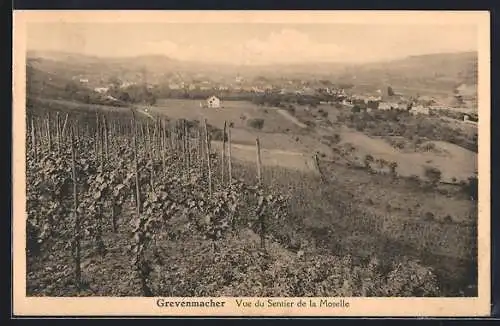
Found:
<box><xmin>424</xmin><ymin>166</ymin><xmax>442</xmax><ymax>185</ymax></box>
<box><xmin>408</xmin><ymin>175</ymin><xmax>421</xmax><ymax>187</ymax></box>
<box><xmin>318</xmin><ymin>109</ymin><xmax>328</xmax><ymax>118</ymax></box>
<box><xmin>285</xmin><ymin>106</ymin><xmax>296</xmax><ymax>115</ymax></box>
<box><xmin>389</xmin><ymin>162</ymin><xmax>398</xmax><ymax>176</ymax></box>
<box><xmin>247</xmin><ymin>118</ymin><xmax>265</xmax><ymax>130</ymax></box>
<box><xmin>385</xmin><ymin>258</ymin><xmax>440</xmax><ymax>296</ymax></box>
<box><xmin>420</xmin><ymin>142</ymin><xmax>436</xmax><ymax>152</ymax></box>
<box><xmin>210</xmin><ymin>128</ymin><xmax>228</xmax><ymax>142</ymax></box>
<box><xmin>364</xmin><ymin>154</ymin><xmax>374</xmax><ymax>169</ymax></box>
<box><xmin>465</xmin><ymin>176</ymin><xmax>478</xmax><ymax>200</ymax></box>
<box><xmin>424</xmin><ymin>212</ymin><xmax>435</xmax><ymax>221</ymax></box>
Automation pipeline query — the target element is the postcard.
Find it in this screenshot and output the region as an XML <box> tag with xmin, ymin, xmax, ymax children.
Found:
<box><xmin>12</xmin><ymin>10</ymin><xmax>491</xmax><ymax>317</ymax></box>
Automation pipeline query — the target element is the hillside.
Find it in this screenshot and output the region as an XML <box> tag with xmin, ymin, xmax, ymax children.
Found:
<box><xmin>27</xmin><ymin>50</ymin><xmax>477</xmax><ymax>98</ymax></box>
<box><xmin>338</xmin><ymin>52</ymin><xmax>478</xmax><ymax>97</ymax></box>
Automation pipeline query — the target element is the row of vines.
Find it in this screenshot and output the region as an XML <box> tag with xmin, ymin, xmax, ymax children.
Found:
<box><xmin>26</xmin><ymin>105</ymin><xmax>444</xmax><ymax>297</ymax></box>
<box><xmin>26</xmin><ymin>107</ymin><xmax>288</xmax><ymax>296</ymax></box>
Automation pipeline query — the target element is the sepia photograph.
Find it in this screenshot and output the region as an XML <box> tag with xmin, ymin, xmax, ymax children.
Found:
<box><xmin>12</xmin><ymin>11</ymin><xmax>490</xmax><ymax>316</ymax></box>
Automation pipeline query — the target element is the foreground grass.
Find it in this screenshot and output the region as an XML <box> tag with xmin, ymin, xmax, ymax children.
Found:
<box><xmin>230</xmin><ymin>160</ymin><xmax>477</xmax><ymax>297</ymax></box>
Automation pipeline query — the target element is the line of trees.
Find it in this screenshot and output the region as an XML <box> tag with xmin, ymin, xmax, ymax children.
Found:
<box><xmin>109</xmin><ymin>84</ymin><xmax>157</xmax><ymax>106</ymax></box>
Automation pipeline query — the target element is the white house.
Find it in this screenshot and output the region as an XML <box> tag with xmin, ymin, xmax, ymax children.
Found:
<box><xmin>207</xmin><ymin>96</ymin><xmax>221</xmax><ymax>109</ymax></box>
<box><xmin>120</xmin><ymin>81</ymin><xmax>136</xmax><ymax>88</ymax></box>
<box><xmin>378</xmin><ymin>102</ymin><xmax>393</xmax><ymax>110</ymax></box>
<box><xmin>94</xmin><ymin>87</ymin><xmax>109</xmax><ymax>94</ymax></box>
<box><xmin>410</xmin><ymin>105</ymin><xmax>430</xmax><ymax>115</ymax></box>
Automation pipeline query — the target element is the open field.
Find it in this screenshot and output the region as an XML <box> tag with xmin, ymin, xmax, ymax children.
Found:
<box><xmin>338</xmin><ymin>128</ymin><xmax>477</xmax><ymax>182</ymax></box>
<box><xmin>284</xmin><ymin>102</ymin><xmax>478</xmax><ymax>183</ymax></box>
<box><xmin>149</xmin><ymin>99</ymin><xmax>305</xmax><ymax>134</ymax></box>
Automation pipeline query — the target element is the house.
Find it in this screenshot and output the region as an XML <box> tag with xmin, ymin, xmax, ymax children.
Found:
<box><xmin>207</xmin><ymin>96</ymin><xmax>221</xmax><ymax>109</ymax></box>
<box><xmin>410</xmin><ymin>105</ymin><xmax>430</xmax><ymax>115</ymax></box>
<box><xmin>94</xmin><ymin>87</ymin><xmax>109</xmax><ymax>94</ymax></box>
<box><xmin>120</xmin><ymin>81</ymin><xmax>136</xmax><ymax>88</ymax></box>
<box><xmin>301</xmin><ymin>87</ymin><xmax>316</xmax><ymax>96</ymax></box>
<box><xmin>79</xmin><ymin>78</ymin><xmax>89</xmax><ymax>83</ymax></box>
<box><xmin>463</xmin><ymin>114</ymin><xmax>478</xmax><ymax>124</ymax></box>
<box><xmin>342</xmin><ymin>99</ymin><xmax>352</xmax><ymax>106</ymax></box>
<box><xmin>378</xmin><ymin>102</ymin><xmax>395</xmax><ymax>110</ymax></box>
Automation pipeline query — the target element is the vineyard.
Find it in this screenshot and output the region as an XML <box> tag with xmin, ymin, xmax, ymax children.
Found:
<box><xmin>26</xmin><ymin>104</ymin><xmax>445</xmax><ymax>297</ymax></box>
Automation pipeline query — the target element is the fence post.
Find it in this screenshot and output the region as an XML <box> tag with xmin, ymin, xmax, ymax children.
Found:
<box><xmin>228</xmin><ymin>125</ymin><xmax>232</xmax><ymax>186</ymax></box>
<box><xmin>70</xmin><ymin>124</ymin><xmax>81</xmax><ymax>287</ymax></box>
<box><xmin>221</xmin><ymin>121</ymin><xmax>227</xmax><ymax>186</ymax></box>
<box><xmin>256</xmin><ymin>138</ymin><xmax>262</xmax><ymax>184</ymax></box>
<box><xmin>204</xmin><ymin>119</ymin><xmax>212</xmax><ymax>197</ymax></box>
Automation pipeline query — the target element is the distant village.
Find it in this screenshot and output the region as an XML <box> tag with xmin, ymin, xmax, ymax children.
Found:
<box><xmin>72</xmin><ymin>72</ymin><xmax>478</xmax><ymax>125</ymax></box>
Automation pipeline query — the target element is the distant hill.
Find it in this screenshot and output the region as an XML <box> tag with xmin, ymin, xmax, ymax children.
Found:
<box><xmin>337</xmin><ymin>52</ymin><xmax>478</xmax><ymax>97</ymax></box>
<box><xmin>27</xmin><ymin>50</ymin><xmax>477</xmax><ymax>99</ymax></box>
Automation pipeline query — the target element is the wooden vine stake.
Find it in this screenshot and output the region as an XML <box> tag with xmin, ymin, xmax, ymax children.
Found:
<box><xmin>256</xmin><ymin>138</ymin><xmax>262</xmax><ymax>184</ymax></box>
<box><xmin>204</xmin><ymin>119</ymin><xmax>212</xmax><ymax>197</ymax></box>
<box><xmin>61</xmin><ymin>113</ymin><xmax>69</xmax><ymax>138</ymax></box>
<box><xmin>95</xmin><ymin>112</ymin><xmax>100</xmax><ymax>161</ymax></box>
<box><xmin>103</xmin><ymin>115</ymin><xmax>109</xmax><ymax>161</ymax></box>
<box><xmin>228</xmin><ymin>125</ymin><xmax>232</xmax><ymax>186</ymax></box>
<box><xmin>46</xmin><ymin>114</ymin><xmax>52</xmax><ymax>151</ymax></box>
<box><xmin>185</xmin><ymin>121</ymin><xmax>190</xmax><ymax>174</ymax></box>
<box><xmin>221</xmin><ymin>121</ymin><xmax>227</xmax><ymax>186</ymax></box>
<box><xmin>198</xmin><ymin>123</ymin><xmax>204</xmax><ymax>172</ymax></box>
<box><xmin>131</xmin><ymin>110</ymin><xmax>152</xmax><ymax>296</ymax></box>
<box><xmin>30</xmin><ymin>117</ymin><xmax>37</xmax><ymax>162</ymax></box>
<box><xmin>161</xmin><ymin>120</ymin><xmax>167</xmax><ymax>175</ymax></box>
<box><xmin>70</xmin><ymin>124</ymin><xmax>81</xmax><ymax>288</ymax></box>
<box><xmin>56</xmin><ymin>112</ymin><xmax>61</xmax><ymax>154</ymax></box>
<box><xmin>132</xmin><ymin>117</ymin><xmax>142</xmax><ymax>215</ymax></box>
<box><xmin>255</xmin><ymin>137</ymin><xmax>266</xmax><ymax>250</ymax></box>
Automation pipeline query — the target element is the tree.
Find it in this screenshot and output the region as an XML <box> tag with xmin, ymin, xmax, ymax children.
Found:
<box><xmin>117</xmin><ymin>91</ymin><xmax>131</xmax><ymax>102</ymax></box>
<box><xmin>108</xmin><ymin>76</ymin><xmax>121</xmax><ymax>88</ymax></box>
<box><xmin>364</xmin><ymin>154</ymin><xmax>374</xmax><ymax>169</ymax></box>
<box><xmin>65</xmin><ymin>81</ymin><xmax>80</xmax><ymax>96</ymax></box>
<box><xmin>389</xmin><ymin>162</ymin><xmax>398</xmax><ymax>177</ymax></box>
<box><xmin>424</xmin><ymin>166</ymin><xmax>442</xmax><ymax>185</ymax></box>
<box><xmin>467</xmin><ymin>176</ymin><xmax>478</xmax><ymax>201</ymax></box>
<box><xmin>247</xmin><ymin>118</ymin><xmax>265</xmax><ymax>130</ymax></box>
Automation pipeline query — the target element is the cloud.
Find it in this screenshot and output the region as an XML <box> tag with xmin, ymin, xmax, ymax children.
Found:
<box><xmin>137</xmin><ymin>28</ymin><xmax>349</xmax><ymax>64</ymax></box>
<box><xmin>240</xmin><ymin>29</ymin><xmax>347</xmax><ymax>64</ymax></box>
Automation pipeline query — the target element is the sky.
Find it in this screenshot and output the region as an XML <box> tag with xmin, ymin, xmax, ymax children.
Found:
<box><xmin>26</xmin><ymin>23</ymin><xmax>478</xmax><ymax>65</ymax></box>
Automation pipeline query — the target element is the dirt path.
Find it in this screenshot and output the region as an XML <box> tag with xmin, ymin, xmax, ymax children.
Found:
<box><xmin>137</xmin><ymin>108</ymin><xmax>154</xmax><ymax>120</ymax></box>
<box><xmin>211</xmin><ymin>141</ymin><xmax>318</xmax><ymax>173</ymax></box>
<box><xmin>275</xmin><ymin>109</ymin><xmax>308</xmax><ymax>128</ymax></box>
